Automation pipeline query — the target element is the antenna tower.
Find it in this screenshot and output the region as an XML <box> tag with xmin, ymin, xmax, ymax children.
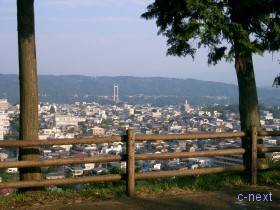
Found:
<box><xmin>114</xmin><ymin>84</ymin><xmax>119</xmax><ymax>102</ymax></box>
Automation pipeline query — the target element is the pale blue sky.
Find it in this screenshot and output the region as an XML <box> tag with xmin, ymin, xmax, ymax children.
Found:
<box><xmin>0</xmin><ymin>0</ymin><xmax>279</xmax><ymax>86</ymax></box>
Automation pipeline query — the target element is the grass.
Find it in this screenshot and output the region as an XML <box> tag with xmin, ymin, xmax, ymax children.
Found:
<box><xmin>0</xmin><ymin>169</ymin><xmax>279</xmax><ymax>209</ymax></box>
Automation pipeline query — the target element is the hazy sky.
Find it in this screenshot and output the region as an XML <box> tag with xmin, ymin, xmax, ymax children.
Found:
<box><xmin>0</xmin><ymin>0</ymin><xmax>279</xmax><ymax>86</ymax></box>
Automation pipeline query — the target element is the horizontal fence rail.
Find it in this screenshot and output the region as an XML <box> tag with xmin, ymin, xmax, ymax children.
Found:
<box><xmin>258</xmin><ymin>130</ymin><xmax>280</xmax><ymax>137</ymax></box>
<box><xmin>134</xmin><ymin>131</ymin><xmax>246</xmax><ymax>141</ymax></box>
<box><xmin>0</xmin><ymin>136</ymin><xmax>124</xmax><ymax>148</ymax></box>
<box><xmin>135</xmin><ymin>148</ymin><xmax>246</xmax><ymax>160</ymax></box>
<box><xmin>0</xmin><ymin>127</ymin><xmax>279</xmax><ymax>196</ymax></box>
<box><xmin>135</xmin><ymin>165</ymin><xmax>247</xmax><ymax>180</ymax></box>
<box><xmin>0</xmin><ymin>155</ymin><xmax>125</xmax><ymax>168</ymax></box>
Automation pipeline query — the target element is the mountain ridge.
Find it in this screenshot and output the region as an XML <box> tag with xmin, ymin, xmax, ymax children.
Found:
<box><xmin>0</xmin><ymin>74</ymin><xmax>279</xmax><ymax>106</ymax></box>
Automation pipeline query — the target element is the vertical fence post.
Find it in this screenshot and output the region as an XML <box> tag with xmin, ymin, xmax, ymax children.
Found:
<box><xmin>251</xmin><ymin>125</ymin><xmax>258</xmax><ymax>185</ymax></box>
<box><xmin>126</xmin><ymin>129</ymin><xmax>135</xmax><ymax>197</ymax></box>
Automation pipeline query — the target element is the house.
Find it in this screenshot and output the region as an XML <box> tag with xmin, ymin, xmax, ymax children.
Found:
<box><xmin>90</xmin><ymin>126</ymin><xmax>105</xmax><ymax>136</ymax></box>
<box><xmin>5</xmin><ymin>168</ymin><xmax>18</xmax><ymax>173</ymax></box>
<box><xmin>46</xmin><ymin>172</ymin><xmax>65</xmax><ymax>180</ymax></box>
<box><xmin>265</xmin><ymin>151</ymin><xmax>280</xmax><ymax>161</ymax></box>
<box><xmin>55</xmin><ymin>114</ymin><xmax>85</xmax><ymax>127</ymax></box>
<box><xmin>187</xmin><ymin>157</ymin><xmax>214</xmax><ymax>167</ymax></box>
<box><xmin>91</xmin><ymin>167</ymin><xmax>108</xmax><ymax>175</ymax></box>
<box><xmin>84</xmin><ymin>163</ymin><xmax>95</xmax><ymax>170</ymax></box>
<box><xmin>185</xmin><ymin>146</ymin><xmax>196</xmax><ymax>152</ymax></box>
<box><xmin>0</xmin><ymin>152</ymin><xmax>8</xmax><ymax>161</ymax></box>
<box><xmin>70</xmin><ymin>166</ymin><xmax>84</xmax><ymax>177</ymax></box>
<box><xmin>4</xmin><ymin>158</ymin><xmax>18</xmax><ymax>173</ymax></box>
<box><xmin>107</xmin><ymin>161</ymin><xmax>126</xmax><ymax>170</ymax></box>
<box><xmin>170</xmin><ymin>164</ymin><xmax>188</xmax><ymax>171</ymax></box>
<box><xmin>42</xmin><ymin>149</ymin><xmax>52</xmax><ymax>157</ymax></box>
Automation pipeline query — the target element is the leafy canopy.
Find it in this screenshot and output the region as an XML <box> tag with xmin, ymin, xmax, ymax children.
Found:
<box><xmin>141</xmin><ymin>0</ymin><xmax>280</xmax><ymax>65</ymax></box>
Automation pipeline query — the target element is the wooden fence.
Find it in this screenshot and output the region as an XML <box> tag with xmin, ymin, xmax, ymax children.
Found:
<box><xmin>0</xmin><ymin>126</ymin><xmax>279</xmax><ymax>196</ymax></box>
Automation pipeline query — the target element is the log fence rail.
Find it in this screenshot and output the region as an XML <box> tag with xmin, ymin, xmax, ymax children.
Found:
<box><xmin>0</xmin><ymin>126</ymin><xmax>279</xmax><ymax>196</ymax></box>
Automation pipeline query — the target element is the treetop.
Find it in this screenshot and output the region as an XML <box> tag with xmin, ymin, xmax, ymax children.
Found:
<box><xmin>141</xmin><ymin>0</ymin><xmax>280</xmax><ymax>65</ymax></box>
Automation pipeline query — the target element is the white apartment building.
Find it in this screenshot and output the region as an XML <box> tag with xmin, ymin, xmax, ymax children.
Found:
<box><xmin>117</xmin><ymin>107</ymin><xmax>134</xmax><ymax>120</ymax></box>
<box><xmin>152</xmin><ymin>110</ymin><xmax>162</xmax><ymax>118</ymax></box>
<box><xmin>262</xmin><ymin>111</ymin><xmax>273</xmax><ymax>120</ymax></box>
<box><xmin>0</xmin><ymin>121</ymin><xmax>3</xmax><ymax>140</ymax></box>
<box><xmin>55</xmin><ymin>114</ymin><xmax>85</xmax><ymax>127</ymax></box>
<box><xmin>0</xmin><ymin>112</ymin><xmax>10</xmax><ymax>139</ymax></box>
<box><xmin>38</xmin><ymin>104</ymin><xmax>57</xmax><ymax>114</ymax></box>
<box><xmin>184</xmin><ymin>100</ymin><xmax>191</xmax><ymax>112</ymax></box>
<box><xmin>90</xmin><ymin>126</ymin><xmax>105</xmax><ymax>136</ymax></box>
<box><xmin>0</xmin><ymin>99</ymin><xmax>9</xmax><ymax>111</ymax></box>
<box><xmin>39</xmin><ymin>127</ymin><xmax>64</xmax><ymax>140</ymax></box>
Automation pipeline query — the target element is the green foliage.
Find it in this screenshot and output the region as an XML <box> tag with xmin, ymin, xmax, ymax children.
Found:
<box><xmin>4</xmin><ymin>114</ymin><xmax>19</xmax><ymax>140</ymax></box>
<box><xmin>273</xmin><ymin>73</ymin><xmax>280</xmax><ymax>87</ymax></box>
<box><xmin>175</xmin><ymin>173</ymin><xmax>246</xmax><ymax>190</ymax></box>
<box><xmin>202</xmin><ymin>104</ymin><xmax>239</xmax><ymax>115</ymax></box>
<box><xmin>49</xmin><ymin>106</ymin><xmax>56</xmax><ymax>114</ymax></box>
<box><xmin>46</xmin><ymin>166</ymin><xmax>59</xmax><ymax>174</ymax></box>
<box><xmin>0</xmin><ymin>168</ymin><xmax>6</xmax><ymax>175</ymax></box>
<box><xmin>142</xmin><ymin>0</ymin><xmax>280</xmax><ymax>64</ymax></box>
<box><xmin>258</xmin><ymin>169</ymin><xmax>280</xmax><ymax>185</ymax></box>
<box><xmin>0</xmin><ymin>170</ymin><xmax>279</xmax><ymax>208</ymax></box>
<box><xmin>1</xmin><ymin>75</ymin><xmax>280</xmax><ymax>106</ymax></box>
<box><xmin>0</xmin><ymin>172</ymin><xmax>19</xmax><ymax>182</ymax></box>
<box><xmin>101</xmin><ymin>119</ymin><xmax>109</xmax><ymax>129</ymax></box>
<box><xmin>135</xmin><ymin>166</ymin><xmax>142</xmax><ymax>173</ymax></box>
<box><xmin>100</xmin><ymin>170</ymin><xmax>110</xmax><ymax>175</ymax></box>
<box><xmin>110</xmin><ymin>166</ymin><xmax>126</xmax><ymax>175</ymax></box>
<box><xmin>135</xmin><ymin>170</ymin><xmax>280</xmax><ymax>192</ymax></box>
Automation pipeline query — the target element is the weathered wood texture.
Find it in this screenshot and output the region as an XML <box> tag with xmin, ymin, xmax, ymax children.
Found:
<box><xmin>17</xmin><ymin>0</ymin><xmax>41</xmax><ymax>191</ymax></box>
<box><xmin>0</xmin><ymin>129</ymin><xmax>279</xmax><ymax>196</ymax></box>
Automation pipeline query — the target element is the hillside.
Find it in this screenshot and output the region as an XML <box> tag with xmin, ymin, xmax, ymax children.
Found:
<box><xmin>0</xmin><ymin>74</ymin><xmax>279</xmax><ymax>105</ymax></box>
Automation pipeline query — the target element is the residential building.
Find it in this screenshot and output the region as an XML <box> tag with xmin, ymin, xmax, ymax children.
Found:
<box><xmin>0</xmin><ymin>112</ymin><xmax>10</xmax><ymax>137</ymax></box>
<box><xmin>69</xmin><ymin>166</ymin><xmax>84</xmax><ymax>177</ymax></box>
<box><xmin>0</xmin><ymin>121</ymin><xmax>3</xmax><ymax>140</ymax></box>
<box><xmin>55</xmin><ymin>114</ymin><xmax>84</xmax><ymax>127</ymax></box>
<box><xmin>0</xmin><ymin>99</ymin><xmax>9</xmax><ymax>111</ymax></box>
<box><xmin>214</xmin><ymin>155</ymin><xmax>243</xmax><ymax>166</ymax></box>
<box><xmin>184</xmin><ymin>100</ymin><xmax>191</xmax><ymax>113</ymax></box>
<box><xmin>90</xmin><ymin>126</ymin><xmax>105</xmax><ymax>136</ymax></box>
<box><xmin>46</xmin><ymin>172</ymin><xmax>65</xmax><ymax>180</ymax></box>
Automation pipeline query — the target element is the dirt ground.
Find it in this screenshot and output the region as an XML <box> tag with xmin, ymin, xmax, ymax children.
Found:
<box><xmin>36</xmin><ymin>191</ymin><xmax>280</xmax><ymax>210</ymax></box>
<box><xmin>7</xmin><ymin>185</ymin><xmax>280</xmax><ymax>210</ymax></box>
<box><xmin>7</xmin><ymin>186</ymin><xmax>280</xmax><ymax>210</ymax></box>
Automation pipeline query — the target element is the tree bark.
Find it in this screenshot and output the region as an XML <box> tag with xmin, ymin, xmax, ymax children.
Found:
<box><xmin>229</xmin><ymin>0</ymin><xmax>266</xmax><ymax>181</ymax></box>
<box><xmin>235</xmin><ymin>51</ymin><xmax>266</xmax><ymax>180</ymax></box>
<box><xmin>17</xmin><ymin>0</ymin><xmax>42</xmax><ymax>192</ymax></box>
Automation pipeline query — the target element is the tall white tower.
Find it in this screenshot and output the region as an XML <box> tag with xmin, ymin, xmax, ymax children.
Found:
<box><xmin>114</xmin><ymin>84</ymin><xmax>119</xmax><ymax>102</ymax></box>
<box><xmin>184</xmin><ymin>100</ymin><xmax>190</xmax><ymax>113</ymax></box>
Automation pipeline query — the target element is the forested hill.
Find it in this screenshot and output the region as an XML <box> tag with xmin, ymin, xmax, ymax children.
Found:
<box><xmin>0</xmin><ymin>74</ymin><xmax>279</xmax><ymax>106</ymax></box>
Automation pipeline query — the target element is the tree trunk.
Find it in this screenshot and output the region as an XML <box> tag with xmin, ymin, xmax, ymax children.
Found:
<box><xmin>17</xmin><ymin>0</ymin><xmax>42</xmax><ymax>192</ymax></box>
<box><xmin>229</xmin><ymin>0</ymin><xmax>267</xmax><ymax>181</ymax></box>
<box><xmin>235</xmin><ymin>55</ymin><xmax>266</xmax><ymax>180</ymax></box>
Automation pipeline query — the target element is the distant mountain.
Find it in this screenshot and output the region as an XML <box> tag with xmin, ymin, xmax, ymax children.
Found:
<box><xmin>0</xmin><ymin>74</ymin><xmax>279</xmax><ymax>106</ymax></box>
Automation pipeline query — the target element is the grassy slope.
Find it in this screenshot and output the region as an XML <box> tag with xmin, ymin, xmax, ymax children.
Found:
<box><xmin>0</xmin><ymin>170</ymin><xmax>279</xmax><ymax>209</ymax></box>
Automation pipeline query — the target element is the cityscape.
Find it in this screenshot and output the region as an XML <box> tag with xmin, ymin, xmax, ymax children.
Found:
<box><xmin>1</xmin><ymin>0</ymin><xmax>280</xmax><ymax>208</ymax></box>
<box><xmin>0</xmin><ymin>91</ymin><xmax>279</xmax><ymax>183</ymax></box>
